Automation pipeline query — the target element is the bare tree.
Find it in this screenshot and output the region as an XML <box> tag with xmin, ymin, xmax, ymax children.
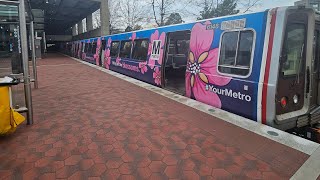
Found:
<box><xmin>151</xmin><ymin>0</ymin><xmax>193</xmax><ymax>26</ymax></box>
<box><xmin>108</xmin><ymin>0</ymin><xmax>123</xmax><ymax>31</ymax></box>
<box><xmin>189</xmin><ymin>0</ymin><xmax>261</xmax><ymax>18</ymax></box>
<box><xmin>106</xmin><ymin>0</ymin><xmax>261</xmax><ymax>32</ymax></box>
<box><xmin>92</xmin><ymin>9</ymin><xmax>101</xmax><ymax>29</ymax></box>
<box><xmin>112</xmin><ymin>0</ymin><xmax>148</xmax><ymax>29</ymax></box>
<box><xmin>237</xmin><ymin>0</ymin><xmax>262</xmax><ymax>13</ymax></box>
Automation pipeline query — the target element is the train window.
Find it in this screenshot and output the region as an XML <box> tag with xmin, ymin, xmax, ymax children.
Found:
<box><xmin>88</xmin><ymin>43</ymin><xmax>93</xmax><ymax>54</ymax></box>
<box><xmin>91</xmin><ymin>42</ymin><xmax>97</xmax><ymax>54</ymax></box>
<box><xmin>132</xmin><ymin>39</ymin><xmax>149</xmax><ymax>61</ymax></box>
<box><xmin>281</xmin><ymin>24</ymin><xmax>306</xmax><ymax>76</ymax></box>
<box><xmin>110</xmin><ymin>41</ymin><xmax>120</xmax><ymax>57</ymax></box>
<box><xmin>218</xmin><ymin>30</ymin><xmax>254</xmax><ymax>77</ymax></box>
<box><xmin>119</xmin><ymin>40</ymin><xmax>132</xmax><ymax>58</ymax></box>
<box><xmin>85</xmin><ymin>43</ymin><xmax>91</xmax><ymax>53</ymax></box>
<box><xmin>176</xmin><ymin>40</ymin><xmax>190</xmax><ymax>55</ymax></box>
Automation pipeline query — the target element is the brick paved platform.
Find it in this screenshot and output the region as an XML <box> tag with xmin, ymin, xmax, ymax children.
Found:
<box><xmin>0</xmin><ymin>54</ymin><xmax>312</xmax><ymax>179</ymax></box>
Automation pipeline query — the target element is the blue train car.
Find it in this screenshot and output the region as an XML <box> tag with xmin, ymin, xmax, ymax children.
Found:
<box><xmin>99</xmin><ymin>12</ymin><xmax>266</xmax><ymax>121</ymax></box>
<box><xmin>67</xmin><ymin>6</ymin><xmax>320</xmax><ymax>142</ymax></box>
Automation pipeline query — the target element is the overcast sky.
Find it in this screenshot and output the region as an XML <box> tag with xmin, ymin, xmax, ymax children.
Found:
<box><xmin>251</xmin><ymin>0</ymin><xmax>297</xmax><ymax>11</ymax></box>
<box><xmin>179</xmin><ymin>0</ymin><xmax>298</xmax><ymax>24</ymax></box>
<box><xmin>108</xmin><ymin>0</ymin><xmax>300</xmax><ymax>29</ymax></box>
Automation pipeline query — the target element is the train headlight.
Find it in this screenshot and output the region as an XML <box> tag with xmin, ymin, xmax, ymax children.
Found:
<box><xmin>293</xmin><ymin>95</ymin><xmax>299</xmax><ymax>104</ymax></box>
<box><xmin>280</xmin><ymin>97</ymin><xmax>288</xmax><ymax>108</ymax></box>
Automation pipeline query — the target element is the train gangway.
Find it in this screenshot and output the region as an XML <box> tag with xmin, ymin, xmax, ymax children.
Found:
<box><xmin>0</xmin><ymin>53</ymin><xmax>319</xmax><ymax>180</ymax></box>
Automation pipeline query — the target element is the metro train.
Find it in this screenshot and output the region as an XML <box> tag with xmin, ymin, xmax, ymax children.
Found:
<box><xmin>62</xmin><ymin>6</ymin><xmax>320</xmax><ymax>142</ymax></box>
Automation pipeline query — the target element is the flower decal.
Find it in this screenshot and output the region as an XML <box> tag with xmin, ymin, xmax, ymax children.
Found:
<box><xmin>116</xmin><ymin>57</ymin><xmax>121</xmax><ymax>64</ymax></box>
<box><xmin>130</xmin><ymin>32</ymin><xmax>136</xmax><ymax>42</ymax></box>
<box><xmin>104</xmin><ymin>49</ymin><xmax>111</xmax><ymax>69</ymax></box>
<box><xmin>94</xmin><ymin>38</ymin><xmax>102</xmax><ymax>66</ymax></box>
<box><xmin>148</xmin><ymin>30</ymin><xmax>165</xmax><ymax>69</ymax></box>
<box><xmin>139</xmin><ymin>61</ymin><xmax>148</xmax><ymax>74</ymax></box>
<box><xmin>186</xmin><ymin>21</ymin><xmax>231</xmax><ymax>108</ymax></box>
<box><xmin>104</xmin><ymin>37</ymin><xmax>112</xmax><ymax>69</ymax></box>
<box><xmin>153</xmin><ymin>67</ymin><xmax>161</xmax><ymax>85</ymax></box>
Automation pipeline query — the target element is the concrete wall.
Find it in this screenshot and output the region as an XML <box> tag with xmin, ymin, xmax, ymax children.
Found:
<box><xmin>69</xmin><ymin>0</ymin><xmax>110</xmax><ymax>40</ymax></box>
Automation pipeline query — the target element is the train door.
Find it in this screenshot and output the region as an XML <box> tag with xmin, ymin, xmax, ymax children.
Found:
<box><xmin>311</xmin><ymin>25</ymin><xmax>320</xmax><ymax>107</ymax></box>
<box><xmin>100</xmin><ymin>40</ymin><xmax>106</xmax><ymax>67</ymax></box>
<box><xmin>276</xmin><ymin>11</ymin><xmax>308</xmax><ymax>115</ymax></box>
<box><xmin>80</xmin><ymin>42</ymin><xmax>84</xmax><ymax>60</ymax></box>
<box><xmin>78</xmin><ymin>42</ymin><xmax>83</xmax><ymax>59</ymax></box>
<box><xmin>71</xmin><ymin>43</ymin><xmax>75</xmax><ymax>57</ymax></box>
<box><xmin>75</xmin><ymin>43</ymin><xmax>78</xmax><ymax>57</ymax></box>
<box><xmin>163</xmin><ymin>31</ymin><xmax>190</xmax><ymax>95</ymax></box>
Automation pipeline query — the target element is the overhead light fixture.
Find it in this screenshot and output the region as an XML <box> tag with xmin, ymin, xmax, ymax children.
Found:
<box><xmin>46</xmin><ymin>0</ymin><xmax>49</xmax><ymax>3</ymax></box>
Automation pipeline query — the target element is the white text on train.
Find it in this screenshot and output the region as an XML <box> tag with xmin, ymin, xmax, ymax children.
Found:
<box><xmin>205</xmin><ymin>84</ymin><xmax>252</xmax><ymax>102</ymax></box>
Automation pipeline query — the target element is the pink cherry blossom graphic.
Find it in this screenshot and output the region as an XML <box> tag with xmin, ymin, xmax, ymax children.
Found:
<box><xmin>139</xmin><ymin>61</ymin><xmax>148</xmax><ymax>74</ymax></box>
<box><xmin>107</xmin><ymin>37</ymin><xmax>112</xmax><ymax>47</ymax></box>
<box><xmin>116</xmin><ymin>57</ymin><xmax>121</xmax><ymax>64</ymax></box>
<box><xmin>186</xmin><ymin>21</ymin><xmax>231</xmax><ymax>108</ymax></box>
<box><xmin>153</xmin><ymin>67</ymin><xmax>161</xmax><ymax>85</ymax></box>
<box><xmin>130</xmin><ymin>32</ymin><xmax>136</xmax><ymax>42</ymax></box>
<box><xmin>104</xmin><ymin>49</ymin><xmax>111</xmax><ymax>69</ymax></box>
<box><xmin>94</xmin><ymin>38</ymin><xmax>102</xmax><ymax>66</ymax></box>
<box><xmin>148</xmin><ymin>30</ymin><xmax>165</xmax><ymax>69</ymax></box>
<box><xmin>104</xmin><ymin>37</ymin><xmax>112</xmax><ymax>69</ymax></box>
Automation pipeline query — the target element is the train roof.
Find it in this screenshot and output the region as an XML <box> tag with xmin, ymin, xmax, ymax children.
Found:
<box><xmin>70</xmin><ymin>5</ymin><xmax>314</xmax><ymax>43</ymax></box>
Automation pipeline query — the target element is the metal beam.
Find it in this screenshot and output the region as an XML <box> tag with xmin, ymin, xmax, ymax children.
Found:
<box><xmin>30</xmin><ymin>21</ymin><xmax>38</xmax><ymax>89</ymax></box>
<box><xmin>43</xmin><ymin>31</ymin><xmax>47</xmax><ymax>53</ymax></box>
<box><xmin>19</xmin><ymin>0</ymin><xmax>33</xmax><ymax>125</ymax></box>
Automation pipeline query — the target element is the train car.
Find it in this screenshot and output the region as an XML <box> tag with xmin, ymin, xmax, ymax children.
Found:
<box><xmin>76</xmin><ymin>37</ymin><xmax>104</xmax><ymax>66</ymax></box>
<box><xmin>66</xmin><ymin>6</ymin><xmax>320</xmax><ymax>142</ymax></box>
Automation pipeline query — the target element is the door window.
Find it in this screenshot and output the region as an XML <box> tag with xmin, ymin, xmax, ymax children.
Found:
<box><xmin>176</xmin><ymin>39</ymin><xmax>190</xmax><ymax>55</ymax></box>
<box><xmin>281</xmin><ymin>24</ymin><xmax>306</xmax><ymax>76</ymax></box>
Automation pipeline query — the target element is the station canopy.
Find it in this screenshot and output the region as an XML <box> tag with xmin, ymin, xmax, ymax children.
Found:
<box><xmin>29</xmin><ymin>0</ymin><xmax>100</xmax><ymax>34</ymax></box>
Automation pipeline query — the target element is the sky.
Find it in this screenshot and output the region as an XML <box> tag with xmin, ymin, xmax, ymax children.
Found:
<box><xmin>180</xmin><ymin>0</ymin><xmax>299</xmax><ymax>23</ymax></box>
<box><xmin>251</xmin><ymin>0</ymin><xmax>297</xmax><ymax>11</ymax></box>
<box><xmin>107</xmin><ymin>0</ymin><xmax>300</xmax><ymax>30</ymax></box>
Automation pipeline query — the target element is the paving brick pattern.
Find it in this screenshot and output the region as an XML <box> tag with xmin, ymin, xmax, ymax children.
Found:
<box><xmin>0</xmin><ymin>54</ymin><xmax>309</xmax><ymax>179</ymax></box>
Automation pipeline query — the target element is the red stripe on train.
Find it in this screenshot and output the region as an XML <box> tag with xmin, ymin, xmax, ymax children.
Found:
<box><xmin>262</xmin><ymin>10</ymin><xmax>277</xmax><ymax>124</ymax></box>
